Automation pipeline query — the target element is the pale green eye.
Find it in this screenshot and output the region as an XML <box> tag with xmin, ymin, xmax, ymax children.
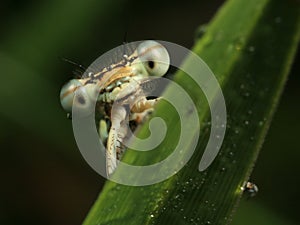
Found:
<box><xmin>60</xmin><ymin>79</ymin><xmax>95</xmax><ymax>113</ymax></box>
<box><xmin>60</xmin><ymin>79</ymin><xmax>82</xmax><ymax>112</ymax></box>
<box><xmin>137</xmin><ymin>40</ymin><xmax>170</xmax><ymax>76</ymax></box>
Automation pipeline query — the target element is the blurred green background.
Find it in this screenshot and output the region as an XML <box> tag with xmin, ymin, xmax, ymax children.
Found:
<box><xmin>0</xmin><ymin>0</ymin><xmax>299</xmax><ymax>224</ymax></box>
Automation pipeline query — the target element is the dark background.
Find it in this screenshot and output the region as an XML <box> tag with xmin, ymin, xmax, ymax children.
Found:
<box><xmin>0</xmin><ymin>0</ymin><xmax>299</xmax><ymax>224</ymax></box>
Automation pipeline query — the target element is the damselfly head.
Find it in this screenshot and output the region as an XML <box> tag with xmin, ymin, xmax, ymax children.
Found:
<box><xmin>59</xmin><ymin>40</ymin><xmax>170</xmax><ymax>117</ymax></box>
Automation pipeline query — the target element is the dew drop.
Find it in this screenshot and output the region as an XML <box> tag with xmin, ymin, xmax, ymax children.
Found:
<box><xmin>201</xmin><ymin>178</ymin><xmax>206</xmax><ymax>185</ymax></box>
<box><xmin>244</xmin><ymin>92</ymin><xmax>250</xmax><ymax>97</ymax></box>
<box><xmin>195</xmin><ymin>24</ymin><xmax>208</xmax><ymax>40</ymax></box>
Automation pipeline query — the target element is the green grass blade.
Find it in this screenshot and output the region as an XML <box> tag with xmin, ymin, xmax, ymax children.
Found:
<box><xmin>83</xmin><ymin>0</ymin><xmax>300</xmax><ymax>224</ymax></box>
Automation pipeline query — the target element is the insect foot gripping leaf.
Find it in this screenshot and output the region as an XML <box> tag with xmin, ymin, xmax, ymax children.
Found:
<box><xmin>60</xmin><ymin>40</ymin><xmax>171</xmax><ymax>177</ymax></box>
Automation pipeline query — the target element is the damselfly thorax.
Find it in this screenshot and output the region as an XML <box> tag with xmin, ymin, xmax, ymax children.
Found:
<box><xmin>60</xmin><ymin>41</ymin><xmax>170</xmax><ymax>176</ymax></box>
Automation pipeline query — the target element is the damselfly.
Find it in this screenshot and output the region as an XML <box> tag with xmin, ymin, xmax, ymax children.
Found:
<box><xmin>60</xmin><ymin>41</ymin><xmax>170</xmax><ymax>176</ymax></box>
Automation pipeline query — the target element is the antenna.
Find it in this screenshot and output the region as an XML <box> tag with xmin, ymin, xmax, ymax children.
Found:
<box><xmin>61</xmin><ymin>57</ymin><xmax>87</xmax><ymax>71</ymax></box>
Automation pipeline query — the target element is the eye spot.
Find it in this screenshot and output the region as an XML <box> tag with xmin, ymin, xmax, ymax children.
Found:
<box><xmin>77</xmin><ymin>95</ymin><xmax>86</xmax><ymax>105</ymax></box>
<box><xmin>148</xmin><ymin>61</ymin><xmax>155</xmax><ymax>69</ymax></box>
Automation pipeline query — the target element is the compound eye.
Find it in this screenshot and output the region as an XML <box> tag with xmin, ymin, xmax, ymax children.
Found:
<box><xmin>72</xmin><ymin>86</ymin><xmax>92</xmax><ymax>112</ymax></box>
<box><xmin>60</xmin><ymin>79</ymin><xmax>83</xmax><ymax>112</ymax></box>
<box><xmin>60</xmin><ymin>79</ymin><xmax>95</xmax><ymax>112</ymax></box>
<box><xmin>137</xmin><ymin>40</ymin><xmax>170</xmax><ymax>76</ymax></box>
<box><xmin>60</xmin><ymin>79</ymin><xmax>98</xmax><ymax>117</ymax></box>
